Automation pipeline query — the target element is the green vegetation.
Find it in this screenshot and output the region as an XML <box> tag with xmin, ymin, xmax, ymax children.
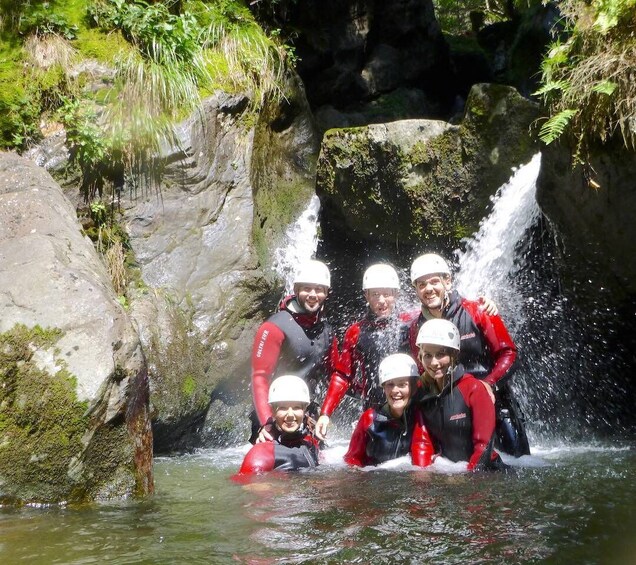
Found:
<box><xmin>0</xmin><ymin>324</ymin><xmax>90</xmax><ymax>504</ymax></box>
<box><xmin>0</xmin><ymin>0</ymin><xmax>294</xmax><ymax>200</ymax></box>
<box><xmin>535</xmin><ymin>0</ymin><xmax>636</xmax><ymax>163</ymax></box>
<box><xmin>147</xmin><ymin>292</ymin><xmax>211</xmax><ymax>422</ymax></box>
<box><xmin>81</xmin><ymin>197</ymin><xmax>132</xmax><ymax>296</ymax></box>
<box><xmin>432</xmin><ymin>0</ymin><xmax>541</xmax><ymax>34</ymax></box>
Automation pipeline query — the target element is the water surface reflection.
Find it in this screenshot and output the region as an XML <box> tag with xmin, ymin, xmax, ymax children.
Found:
<box><xmin>1</xmin><ymin>441</ymin><xmax>634</xmax><ymax>564</ymax></box>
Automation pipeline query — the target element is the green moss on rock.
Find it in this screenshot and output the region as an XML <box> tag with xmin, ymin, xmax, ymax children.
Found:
<box><xmin>0</xmin><ymin>324</ymin><xmax>89</xmax><ymax>504</ymax></box>
<box><xmin>147</xmin><ymin>294</ymin><xmax>211</xmax><ymax>421</ymax></box>
<box><xmin>251</xmin><ymin>77</ymin><xmax>318</xmax><ymax>275</ymax></box>
<box><xmin>317</xmin><ymin>85</ymin><xmax>539</xmax><ymax>248</ymax></box>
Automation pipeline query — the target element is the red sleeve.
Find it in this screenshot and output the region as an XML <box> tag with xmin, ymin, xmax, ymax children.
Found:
<box><xmin>408</xmin><ymin>317</ymin><xmax>425</xmax><ymax>374</ymax></box>
<box><xmin>251</xmin><ymin>321</ymin><xmax>285</xmax><ymax>425</ymax></box>
<box><xmin>458</xmin><ymin>376</ymin><xmax>496</xmax><ymax>471</ymax></box>
<box><xmin>410</xmin><ymin>409</ymin><xmax>435</xmax><ymax>467</ymax></box>
<box><xmin>344</xmin><ymin>409</ymin><xmax>375</xmax><ymax>467</ymax></box>
<box><xmin>235</xmin><ymin>442</ymin><xmax>275</xmax><ymax>476</ymax></box>
<box><xmin>321</xmin><ymin>324</ymin><xmax>359</xmax><ymax>416</ymax></box>
<box><xmin>320</xmin><ymin>372</ymin><xmax>350</xmax><ymax>416</ymax></box>
<box><xmin>463</xmin><ymin>300</ymin><xmax>517</xmax><ymax>387</ymax></box>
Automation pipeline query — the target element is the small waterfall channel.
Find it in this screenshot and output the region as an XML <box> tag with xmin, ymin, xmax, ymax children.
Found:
<box><xmin>451</xmin><ymin>154</ymin><xmax>635</xmax><ymax>443</ymax></box>
<box><xmin>272</xmin><ymin>194</ymin><xmax>321</xmax><ymax>293</ymax></box>
<box><xmin>454</xmin><ymin>152</ymin><xmax>542</xmax><ymax>332</ymax></box>
<box><xmin>2</xmin><ymin>161</ymin><xmax>635</xmax><ymax>564</ymax></box>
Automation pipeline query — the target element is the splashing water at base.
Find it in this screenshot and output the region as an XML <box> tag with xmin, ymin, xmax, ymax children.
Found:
<box><xmin>272</xmin><ymin>195</ymin><xmax>321</xmax><ymax>293</ymax></box>
<box><xmin>2</xmin><ymin>440</ymin><xmax>634</xmax><ymax>564</ymax></box>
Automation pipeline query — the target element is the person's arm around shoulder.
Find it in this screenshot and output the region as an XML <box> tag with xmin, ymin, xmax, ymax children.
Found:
<box><xmin>410</xmin><ymin>409</ymin><xmax>435</xmax><ymax>467</ymax></box>
<box><xmin>465</xmin><ymin>300</ymin><xmax>517</xmax><ymax>388</ymax></box>
<box><xmin>459</xmin><ymin>376</ymin><xmax>496</xmax><ymax>471</ymax></box>
<box><xmin>317</xmin><ymin>324</ymin><xmax>360</xmax><ymax>440</ymax></box>
<box><xmin>478</xmin><ymin>296</ymin><xmax>498</xmax><ymax>316</ymax></box>
<box><xmin>344</xmin><ymin>409</ymin><xmax>375</xmax><ymax>467</ymax></box>
<box><xmin>316</xmin><ymin>371</ymin><xmax>350</xmax><ymax>440</ymax></box>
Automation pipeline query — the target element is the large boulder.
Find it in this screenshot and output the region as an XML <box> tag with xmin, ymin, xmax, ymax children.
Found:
<box><xmin>316</xmin><ymin>83</ymin><xmax>540</xmax><ymax>247</ymax></box>
<box><xmin>0</xmin><ymin>152</ymin><xmax>152</xmax><ymax>504</ymax></box>
<box><xmin>123</xmin><ymin>85</ymin><xmax>319</xmax><ymax>451</ymax></box>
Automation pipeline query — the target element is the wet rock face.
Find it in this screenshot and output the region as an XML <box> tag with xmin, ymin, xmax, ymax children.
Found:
<box><xmin>537</xmin><ymin>140</ymin><xmax>636</xmax><ymax>302</ymax></box>
<box><xmin>258</xmin><ymin>0</ymin><xmax>452</xmax><ymax>128</ymax></box>
<box><xmin>317</xmin><ymin>83</ymin><xmax>540</xmax><ymax>247</ymax></box>
<box><xmin>123</xmin><ymin>87</ymin><xmax>319</xmax><ymax>452</ymax></box>
<box><xmin>0</xmin><ymin>153</ymin><xmax>152</xmax><ymax>504</ymax></box>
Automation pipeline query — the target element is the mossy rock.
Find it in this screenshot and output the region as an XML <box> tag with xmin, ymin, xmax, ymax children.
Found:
<box><xmin>317</xmin><ymin>84</ymin><xmax>540</xmax><ymax>248</ymax></box>
<box><xmin>251</xmin><ymin>73</ymin><xmax>320</xmax><ymax>277</ymax></box>
<box><xmin>0</xmin><ymin>324</ymin><xmax>89</xmax><ymax>504</ymax></box>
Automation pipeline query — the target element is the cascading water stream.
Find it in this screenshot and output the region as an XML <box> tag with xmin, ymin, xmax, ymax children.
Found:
<box><xmin>454</xmin><ymin>153</ymin><xmax>542</xmax><ymax>334</ymax></box>
<box><xmin>451</xmin><ymin>152</ymin><xmax>633</xmax><ymax>442</ymax></box>
<box><xmin>272</xmin><ymin>195</ymin><xmax>321</xmax><ymax>292</ymax></box>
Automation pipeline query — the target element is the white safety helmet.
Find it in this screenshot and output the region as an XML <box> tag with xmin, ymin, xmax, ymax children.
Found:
<box><xmin>362</xmin><ymin>264</ymin><xmax>400</xmax><ymax>290</ymax></box>
<box><xmin>268</xmin><ymin>375</ymin><xmax>310</xmax><ymax>405</ymax></box>
<box><xmin>293</xmin><ymin>260</ymin><xmax>331</xmax><ymax>288</ymax></box>
<box><xmin>415</xmin><ymin>319</ymin><xmax>461</xmax><ymax>352</ymax></box>
<box><xmin>378</xmin><ymin>353</ymin><xmax>419</xmax><ymax>385</ymax></box>
<box><xmin>410</xmin><ymin>253</ymin><xmax>451</xmax><ymax>284</ymax></box>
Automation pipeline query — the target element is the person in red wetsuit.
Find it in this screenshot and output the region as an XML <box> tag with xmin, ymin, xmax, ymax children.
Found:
<box><xmin>316</xmin><ymin>264</ymin><xmax>417</xmax><ymax>441</ymax></box>
<box><xmin>316</xmin><ymin>263</ymin><xmax>494</xmax><ymax>442</ymax></box>
<box><xmin>408</xmin><ymin>253</ymin><xmax>530</xmax><ymax>457</ymax></box>
<box><xmin>344</xmin><ymin>353</ymin><xmax>434</xmax><ymax>467</ymax></box>
<box><xmin>416</xmin><ymin>319</ymin><xmax>507</xmax><ymax>471</ymax></box>
<box><xmin>237</xmin><ymin>375</ymin><xmax>320</xmax><ymax>476</ymax></box>
<box><xmin>250</xmin><ymin>260</ymin><xmax>339</xmax><ymax>444</ymax></box>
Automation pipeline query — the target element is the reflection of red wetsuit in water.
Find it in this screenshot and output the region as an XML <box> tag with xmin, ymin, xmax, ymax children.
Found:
<box><xmin>344</xmin><ymin>404</ymin><xmax>434</xmax><ymax>467</ymax></box>
<box><xmin>236</xmin><ymin>426</ymin><xmax>320</xmax><ymax>475</ymax></box>
<box><xmin>321</xmin><ymin>311</ymin><xmax>416</xmax><ymax>417</ymax></box>
<box><xmin>251</xmin><ymin>296</ymin><xmax>338</xmax><ymax>427</ymax></box>
<box><xmin>418</xmin><ymin>365</ymin><xmax>504</xmax><ymax>471</ymax></box>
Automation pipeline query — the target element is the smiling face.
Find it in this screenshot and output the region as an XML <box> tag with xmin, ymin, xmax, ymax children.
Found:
<box><xmin>382</xmin><ymin>377</ymin><xmax>414</xmax><ymax>418</ymax></box>
<box><xmin>419</xmin><ymin>343</ymin><xmax>454</xmax><ymax>385</ymax></box>
<box><xmin>273</xmin><ymin>402</ymin><xmax>306</xmax><ymax>434</ymax></box>
<box><xmin>364</xmin><ymin>288</ymin><xmax>397</xmax><ymax>318</ymax></box>
<box><xmin>414</xmin><ymin>274</ymin><xmax>452</xmax><ymax>316</ymax></box>
<box><xmin>295</xmin><ymin>284</ymin><xmax>328</xmax><ymax>313</ymax></box>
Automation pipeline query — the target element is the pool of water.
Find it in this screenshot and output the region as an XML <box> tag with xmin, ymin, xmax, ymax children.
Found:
<box><xmin>1</xmin><ymin>439</ymin><xmax>635</xmax><ymax>564</ymax></box>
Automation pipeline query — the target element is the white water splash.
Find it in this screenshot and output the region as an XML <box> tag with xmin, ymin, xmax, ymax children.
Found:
<box><xmin>272</xmin><ymin>194</ymin><xmax>321</xmax><ymax>293</ymax></box>
<box><xmin>455</xmin><ymin>153</ymin><xmax>542</xmax><ymax>321</ymax></box>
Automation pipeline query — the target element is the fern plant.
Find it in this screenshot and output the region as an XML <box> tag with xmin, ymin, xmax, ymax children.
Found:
<box><xmin>535</xmin><ymin>0</ymin><xmax>636</xmax><ymax>162</ymax></box>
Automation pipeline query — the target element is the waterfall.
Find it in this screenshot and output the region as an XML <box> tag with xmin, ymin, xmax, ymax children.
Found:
<box><xmin>272</xmin><ymin>195</ymin><xmax>321</xmax><ymax>293</ymax></box>
<box><xmin>454</xmin><ymin>153</ymin><xmax>542</xmax><ymax>332</ymax></box>
<box><xmin>450</xmin><ymin>152</ymin><xmax>632</xmax><ymax>441</ymax></box>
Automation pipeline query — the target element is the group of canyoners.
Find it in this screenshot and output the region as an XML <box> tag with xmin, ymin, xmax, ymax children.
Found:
<box><xmin>236</xmin><ymin>254</ymin><xmax>530</xmax><ymax>476</ymax></box>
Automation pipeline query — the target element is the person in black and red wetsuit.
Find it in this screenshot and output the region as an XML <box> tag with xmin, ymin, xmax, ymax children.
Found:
<box><xmin>237</xmin><ymin>375</ymin><xmax>320</xmax><ymax>476</ymax></box>
<box><xmin>315</xmin><ymin>263</ymin><xmax>495</xmax><ymax>441</ymax></box>
<box><xmin>316</xmin><ymin>264</ymin><xmax>417</xmax><ymax>441</ymax></box>
<box><xmin>344</xmin><ymin>353</ymin><xmax>434</xmax><ymax>467</ymax></box>
<box><xmin>250</xmin><ymin>260</ymin><xmax>339</xmax><ymax>444</ymax></box>
<box><xmin>408</xmin><ymin>253</ymin><xmax>530</xmax><ymax>457</ymax></box>
<box><xmin>415</xmin><ymin>319</ymin><xmax>507</xmax><ymax>471</ymax></box>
